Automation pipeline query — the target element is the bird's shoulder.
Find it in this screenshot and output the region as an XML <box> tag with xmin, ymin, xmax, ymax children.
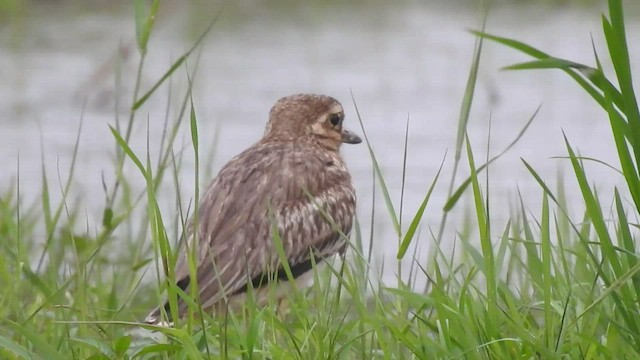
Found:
<box><xmin>208</xmin><ymin>140</ymin><xmax>350</xmax><ymax>203</ymax></box>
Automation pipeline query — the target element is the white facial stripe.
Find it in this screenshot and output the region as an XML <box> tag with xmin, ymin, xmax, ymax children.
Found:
<box><xmin>311</xmin><ymin>121</ymin><xmax>325</xmax><ymax>135</ymax></box>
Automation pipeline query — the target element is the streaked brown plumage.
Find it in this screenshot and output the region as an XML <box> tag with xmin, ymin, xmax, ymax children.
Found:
<box><xmin>145</xmin><ymin>94</ymin><xmax>361</xmax><ymax>325</ymax></box>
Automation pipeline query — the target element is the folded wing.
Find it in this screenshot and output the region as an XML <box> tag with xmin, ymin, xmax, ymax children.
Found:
<box><xmin>145</xmin><ymin>142</ymin><xmax>355</xmax><ymax>323</ymax></box>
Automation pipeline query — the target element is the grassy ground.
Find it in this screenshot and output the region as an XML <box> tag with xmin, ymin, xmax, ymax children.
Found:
<box><xmin>2</xmin><ymin>0</ymin><xmax>640</xmax><ymax>358</ymax></box>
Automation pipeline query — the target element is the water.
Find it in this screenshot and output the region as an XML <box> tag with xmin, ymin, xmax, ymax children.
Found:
<box><xmin>1</xmin><ymin>2</ymin><xmax>638</xmax><ymax>281</ymax></box>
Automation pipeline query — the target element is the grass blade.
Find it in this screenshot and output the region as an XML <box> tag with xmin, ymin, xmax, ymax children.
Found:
<box><xmin>444</xmin><ymin>105</ymin><xmax>538</xmax><ymax>212</ymax></box>
<box><xmin>351</xmin><ymin>91</ymin><xmax>401</xmax><ymax>236</ymax></box>
<box><xmin>397</xmin><ymin>155</ymin><xmax>444</xmax><ymax>259</ymax></box>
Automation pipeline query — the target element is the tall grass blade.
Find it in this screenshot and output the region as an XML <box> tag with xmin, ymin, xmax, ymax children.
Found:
<box><xmin>351</xmin><ymin>91</ymin><xmax>400</xmax><ymax>236</ymax></box>
<box><xmin>133</xmin><ymin>11</ymin><xmax>221</xmax><ymax>110</ymax></box>
<box><xmin>474</xmin><ymin>31</ymin><xmax>609</xmax><ymax>109</ymax></box>
<box><xmin>397</xmin><ymin>156</ymin><xmax>444</xmax><ymax>259</ymax></box>
<box><xmin>444</xmin><ymin>105</ymin><xmax>538</xmax><ymax>211</ymax></box>
<box><xmin>134</xmin><ymin>0</ymin><xmax>159</xmax><ymax>54</ymax></box>
<box><xmin>614</xmin><ymin>189</ymin><xmax>640</xmax><ymax>302</ymax></box>
<box><xmin>465</xmin><ymin>134</ymin><xmax>497</xmax><ymax>327</ymax></box>
<box><xmin>435</xmin><ymin>14</ymin><xmax>486</xmax><ymax>246</ymax></box>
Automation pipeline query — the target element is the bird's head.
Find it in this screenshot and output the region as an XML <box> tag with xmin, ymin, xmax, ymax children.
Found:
<box><xmin>264</xmin><ymin>94</ymin><xmax>362</xmax><ymax>151</ymax></box>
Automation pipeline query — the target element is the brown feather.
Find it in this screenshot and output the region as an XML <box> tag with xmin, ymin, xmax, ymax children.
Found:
<box><xmin>145</xmin><ymin>94</ymin><xmax>359</xmax><ymax>324</ymax></box>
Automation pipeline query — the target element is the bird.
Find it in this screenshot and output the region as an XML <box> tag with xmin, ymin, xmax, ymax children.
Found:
<box><xmin>144</xmin><ymin>93</ymin><xmax>362</xmax><ymax>325</ymax></box>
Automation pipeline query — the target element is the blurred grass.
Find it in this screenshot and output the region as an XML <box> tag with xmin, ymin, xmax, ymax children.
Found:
<box><xmin>0</xmin><ymin>0</ymin><xmax>611</xmax><ymax>24</ymax></box>
<box><xmin>2</xmin><ymin>0</ymin><xmax>640</xmax><ymax>358</ymax></box>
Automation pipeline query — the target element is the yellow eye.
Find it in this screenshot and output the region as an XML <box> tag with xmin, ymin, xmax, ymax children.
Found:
<box><xmin>329</xmin><ymin>113</ymin><xmax>342</xmax><ymax>126</ymax></box>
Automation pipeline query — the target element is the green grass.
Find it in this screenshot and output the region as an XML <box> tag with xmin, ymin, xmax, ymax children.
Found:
<box><xmin>2</xmin><ymin>0</ymin><xmax>640</xmax><ymax>358</ymax></box>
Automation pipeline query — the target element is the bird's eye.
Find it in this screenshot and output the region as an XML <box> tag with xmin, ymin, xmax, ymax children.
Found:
<box><xmin>329</xmin><ymin>113</ymin><xmax>342</xmax><ymax>126</ymax></box>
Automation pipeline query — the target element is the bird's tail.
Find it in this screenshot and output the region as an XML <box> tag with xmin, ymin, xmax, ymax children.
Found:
<box><xmin>144</xmin><ymin>305</ymin><xmax>162</xmax><ymax>325</ymax></box>
<box><xmin>144</xmin><ymin>303</ymin><xmax>173</xmax><ymax>327</ymax></box>
<box><xmin>145</xmin><ymin>276</ymin><xmax>190</xmax><ymax>326</ymax></box>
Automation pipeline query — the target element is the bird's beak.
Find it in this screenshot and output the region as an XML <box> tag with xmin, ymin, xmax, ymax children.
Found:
<box><xmin>341</xmin><ymin>128</ymin><xmax>362</xmax><ymax>144</ymax></box>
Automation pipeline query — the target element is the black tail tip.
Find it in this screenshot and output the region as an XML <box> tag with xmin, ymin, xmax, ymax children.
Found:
<box><xmin>144</xmin><ymin>307</ymin><xmax>163</xmax><ymax>325</ymax></box>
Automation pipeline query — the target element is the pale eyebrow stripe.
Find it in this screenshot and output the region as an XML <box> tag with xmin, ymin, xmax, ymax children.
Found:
<box><xmin>328</xmin><ymin>104</ymin><xmax>343</xmax><ymax>114</ymax></box>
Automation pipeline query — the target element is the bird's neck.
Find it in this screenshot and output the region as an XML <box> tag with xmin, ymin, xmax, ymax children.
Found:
<box><xmin>312</xmin><ymin>137</ymin><xmax>341</xmax><ymax>153</ymax></box>
<box><xmin>262</xmin><ymin>130</ymin><xmax>297</xmax><ymax>145</ymax></box>
<box><xmin>262</xmin><ymin>132</ymin><xmax>341</xmax><ymax>154</ymax></box>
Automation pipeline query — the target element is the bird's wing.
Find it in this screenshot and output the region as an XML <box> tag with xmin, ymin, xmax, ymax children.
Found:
<box><xmin>165</xmin><ymin>143</ymin><xmax>355</xmax><ymax>318</ymax></box>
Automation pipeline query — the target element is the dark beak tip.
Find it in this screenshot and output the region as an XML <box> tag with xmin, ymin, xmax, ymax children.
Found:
<box><xmin>341</xmin><ymin>129</ymin><xmax>362</xmax><ymax>145</ymax></box>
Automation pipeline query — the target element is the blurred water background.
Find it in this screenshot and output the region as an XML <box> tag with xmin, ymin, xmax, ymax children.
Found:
<box><xmin>1</xmin><ymin>1</ymin><xmax>639</xmax><ymax>282</ymax></box>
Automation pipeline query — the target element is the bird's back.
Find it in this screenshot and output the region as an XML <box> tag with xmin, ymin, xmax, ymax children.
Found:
<box><xmin>145</xmin><ymin>139</ymin><xmax>356</xmax><ymax>323</ymax></box>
